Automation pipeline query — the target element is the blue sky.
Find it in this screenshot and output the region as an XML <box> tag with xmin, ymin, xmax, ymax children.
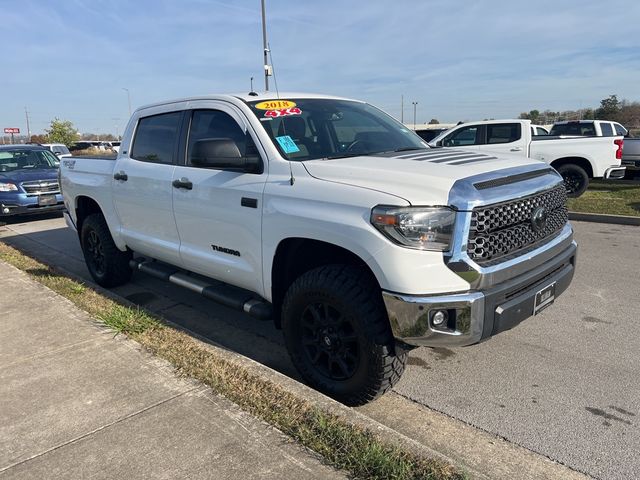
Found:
<box><xmin>2</xmin><ymin>0</ymin><xmax>639</xmax><ymax>135</ymax></box>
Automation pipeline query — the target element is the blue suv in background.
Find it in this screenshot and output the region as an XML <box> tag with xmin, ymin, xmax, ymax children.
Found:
<box><xmin>0</xmin><ymin>145</ymin><xmax>65</xmax><ymax>217</ymax></box>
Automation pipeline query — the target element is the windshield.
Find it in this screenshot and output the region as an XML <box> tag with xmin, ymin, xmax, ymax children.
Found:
<box><xmin>0</xmin><ymin>149</ymin><xmax>59</xmax><ymax>172</ymax></box>
<box><xmin>247</xmin><ymin>98</ymin><xmax>427</xmax><ymax>160</ymax></box>
<box><xmin>52</xmin><ymin>145</ymin><xmax>71</xmax><ymax>155</ymax></box>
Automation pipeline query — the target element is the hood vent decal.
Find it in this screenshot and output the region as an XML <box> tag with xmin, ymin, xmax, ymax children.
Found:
<box><xmin>379</xmin><ymin>149</ymin><xmax>498</xmax><ymax>165</ymax></box>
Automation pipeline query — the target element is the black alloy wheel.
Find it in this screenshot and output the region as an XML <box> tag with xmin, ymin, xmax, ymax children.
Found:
<box><xmin>85</xmin><ymin>229</ymin><xmax>106</xmax><ymax>276</ymax></box>
<box><xmin>80</xmin><ymin>213</ymin><xmax>132</xmax><ymax>287</ymax></box>
<box><xmin>300</xmin><ymin>302</ymin><xmax>359</xmax><ymax>381</ymax></box>
<box><xmin>281</xmin><ymin>264</ymin><xmax>407</xmax><ymax>406</ymax></box>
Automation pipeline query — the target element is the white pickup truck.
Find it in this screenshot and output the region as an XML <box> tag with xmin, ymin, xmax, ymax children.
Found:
<box><xmin>430</xmin><ymin>119</ymin><xmax>625</xmax><ymax>196</ymax></box>
<box><xmin>60</xmin><ymin>93</ymin><xmax>577</xmax><ymax>405</ymax></box>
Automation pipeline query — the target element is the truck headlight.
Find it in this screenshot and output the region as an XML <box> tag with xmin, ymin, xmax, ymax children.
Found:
<box><xmin>0</xmin><ymin>183</ymin><xmax>18</xmax><ymax>192</ymax></box>
<box><xmin>371</xmin><ymin>206</ymin><xmax>456</xmax><ymax>251</ymax></box>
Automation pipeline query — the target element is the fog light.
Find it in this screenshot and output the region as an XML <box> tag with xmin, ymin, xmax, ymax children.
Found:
<box><xmin>432</xmin><ymin>310</ymin><xmax>448</xmax><ymax>326</ymax></box>
<box><xmin>2</xmin><ymin>207</ymin><xmax>9</xmax><ymax>214</ymax></box>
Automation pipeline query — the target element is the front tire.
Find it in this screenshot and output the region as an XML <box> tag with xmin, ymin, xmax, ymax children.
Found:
<box><xmin>281</xmin><ymin>265</ymin><xmax>406</xmax><ymax>406</ymax></box>
<box><xmin>80</xmin><ymin>213</ymin><xmax>132</xmax><ymax>287</ymax></box>
<box><xmin>557</xmin><ymin>164</ymin><xmax>589</xmax><ymax>197</ymax></box>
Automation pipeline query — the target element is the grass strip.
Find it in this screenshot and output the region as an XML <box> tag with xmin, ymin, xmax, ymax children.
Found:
<box><xmin>0</xmin><ymin>241</ymin><xmax>465</xmax><ymax>480</ymax></box>
<box><xmin>568</xmin><ymin>179</ymin><xmax>640</xmax><ymax>216</ymax></box>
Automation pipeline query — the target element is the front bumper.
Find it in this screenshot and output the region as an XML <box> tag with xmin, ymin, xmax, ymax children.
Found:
<box><xmin>604</xmin><ymin>166</ymin><xmax>626</xmax><ymax>179</ymax></box>
<box><xmin>384</xmin><ymin>240</ymin><xmax>577</xmax><ymax>347</ymax></box>
<box><xmin>0</xmin><ymin>193</ymin><xmax>65</xmax><ymax>217</ymax></box>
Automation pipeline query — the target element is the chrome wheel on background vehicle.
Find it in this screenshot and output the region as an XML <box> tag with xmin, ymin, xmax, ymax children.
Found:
<box><xmin>282</xmin><ymin>264</ymin><xmax>407</xmax><ymax>406</ymax></box>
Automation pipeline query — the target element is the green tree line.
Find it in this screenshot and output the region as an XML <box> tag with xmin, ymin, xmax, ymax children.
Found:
<box><xmin>519</xmin><ymin>95</ymin><xmax>640</xmax><ymax>128</ymax></box>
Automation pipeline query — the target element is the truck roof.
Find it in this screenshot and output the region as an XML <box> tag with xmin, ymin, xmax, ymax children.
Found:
<box><xmin>136</xmin><ymin>92</ymin><xmax>361</xmax><ymax>113</ymax></box>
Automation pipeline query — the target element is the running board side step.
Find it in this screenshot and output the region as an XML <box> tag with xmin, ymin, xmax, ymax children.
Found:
<box><xmin>129</xmin><ymin>259</ymin><xmax>272</xmax><ymax>321</ymax></box>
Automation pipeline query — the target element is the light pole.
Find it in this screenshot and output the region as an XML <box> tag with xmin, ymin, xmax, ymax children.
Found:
<box><xmin>412</xmin><ymin>101</ymin><xmax>418</xmax><ymax>130</ymax></box>
<box><xmin>261</xmin><ymin>0</ymin><xmax>270</xmax><ymax>91</ymax></box>
<box><xmin>122</xmin><ymin>88</ymin><xmax>131</xmax><ymax>117</ymax></box>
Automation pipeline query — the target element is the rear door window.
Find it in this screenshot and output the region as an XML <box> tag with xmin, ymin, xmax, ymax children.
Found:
<box><xmin>486</xmin><ymin>123</ymin><xmax>521</xmax><ymax>144</ymax></box>
<box><xmin>599</xmin><ymin>123</ymin><xmax>614</xmax><ymax>136</ymax></box>
<box><xmin>613</xmin><ymin>123</ymin><xmax>628</xmax><ymax>136</ymax></box>
<box><xmin>131</xmin><ymin>111</ymin><xmax>183</xmax><ymax>164</ymax></box>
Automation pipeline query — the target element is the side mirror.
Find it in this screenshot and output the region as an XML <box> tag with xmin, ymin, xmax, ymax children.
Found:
<box><xmin>54</xmin><ymin>152</ymin><xmax>62</xmax><ymax>157</ymax></box>
<box><xmin>190</xmin><ymin>138</ymin><xmax>261</xmax><ymax>173</ymax></box>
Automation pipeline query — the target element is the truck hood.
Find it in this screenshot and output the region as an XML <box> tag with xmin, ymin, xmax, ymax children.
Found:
<box><xmin>303</xmin><ymin>149</ymin><xmax>544</xmax><ymax>206</ymax></box>
<box><xmin>0</xmin><ymin>168</ymin><xmax>59</xmax><ymax>184</ymax></box>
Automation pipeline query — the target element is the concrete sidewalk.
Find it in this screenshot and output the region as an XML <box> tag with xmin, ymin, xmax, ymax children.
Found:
<box><xmin>0</xmin><ymin>260</ymin><xmax>343</xmax><ymax>480</ymax></box>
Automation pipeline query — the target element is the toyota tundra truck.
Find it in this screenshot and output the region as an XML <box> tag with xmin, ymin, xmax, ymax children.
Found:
<box><xmin>59</xmin><ymin>93</ymin><xmax>577</xmax><ymax>405</ymax></box>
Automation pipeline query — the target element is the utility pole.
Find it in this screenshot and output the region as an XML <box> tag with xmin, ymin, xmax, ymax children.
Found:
<box><xmin>261</xmin><ymin>0</ymin><xmax>270</xmax><ymax>91</ymax></box>
<box><xmin>25</xmin><ymin>107</ymin><xmax>31</xmax><ymax>142</ymax></box>
<box><xmin>122</xmin><ymin>88</ymin><xmax>131</xmax><ymax>117</ymax></box>
<box><xmin>401</xmin><ymin>95</ymin><xmax>404</xmax><ymax>123</ymax></box>
<box><xmin>412</xmin><ymin>101</ymin><xmax>418</xmax><ymax>130</ymax></box>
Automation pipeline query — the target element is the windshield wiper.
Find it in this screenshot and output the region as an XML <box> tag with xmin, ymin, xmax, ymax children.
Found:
<box><xmin>392</xmin><ymin>147</ymin><xmax>428</xmax><ymax>152</ymax></box>
<box><xmin>324</xmin><ymin>152</ymin><xmax>370</xmax><ymax>160</ymax></box>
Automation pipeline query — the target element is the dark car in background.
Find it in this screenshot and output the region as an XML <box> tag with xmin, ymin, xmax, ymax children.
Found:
<box><xmin>0</xmin><ymin>145</ymin><xmax>64</xmax><ymax>217</ymax></box>
<box><xmin>414</xmin><ymin>127</ymin><xmax>449</xmax><ymax>142</ymax></box>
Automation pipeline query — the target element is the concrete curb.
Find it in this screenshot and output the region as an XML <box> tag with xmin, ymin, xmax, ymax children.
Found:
<box><xmin>569</xmin><ymin>211</ymin><xmax>640</xmax><ymax>226</ymax></box>
<box><xmin>12</xmin><ymin>253</ymin><xmax>483</xmax><ymax>479</ymax></box>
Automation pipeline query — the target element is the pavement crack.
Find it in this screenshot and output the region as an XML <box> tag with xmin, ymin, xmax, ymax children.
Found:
<box><xmin>0</xmin><ymin>386</ymin><xmax>200</xmax><ymax>473</ymax></box>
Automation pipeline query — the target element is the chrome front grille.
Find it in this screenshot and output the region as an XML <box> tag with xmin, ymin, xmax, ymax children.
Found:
<box><xmin>467</xmin><ymin>184</ymin><xmax>568</xmax><ymax>265</ymax></box>
<box><xmin>21</xmin><ymin>180</ymin><xmax>60</xmax><ymax>195</ymax></box>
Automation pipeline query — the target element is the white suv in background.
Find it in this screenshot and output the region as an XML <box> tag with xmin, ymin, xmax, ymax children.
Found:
<box><xmin>41</xmin><ymin>143</ymin><xmax>72</xmax><ymax>159</ymax></box>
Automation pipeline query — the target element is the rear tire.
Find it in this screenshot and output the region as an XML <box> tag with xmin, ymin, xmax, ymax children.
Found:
<box><xmin>80</xmin><ymin>213</ymin><xmax>132</xmax><ymax>287</ymax></box>
<box><xmin>281</xmin><ymin>265</ymin><xmax>406</xmax><ymax>406</ymax></box>
<box><xmin>557</xmin><ymin>164</ymin><xmax>589</xmax><ymax>197</ymax></box>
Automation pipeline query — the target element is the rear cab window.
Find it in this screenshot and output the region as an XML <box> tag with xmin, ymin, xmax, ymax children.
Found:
<box><xmin>131</xmin><ymin>112</ymin><xmax>183</xmax><ymax>164</ymax></box>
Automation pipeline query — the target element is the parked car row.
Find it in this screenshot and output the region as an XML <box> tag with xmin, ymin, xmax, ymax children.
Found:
<box><xmin>428</xmin><ymin>119</ymin><xmax>626</xmax><ymax>196</ymax></box>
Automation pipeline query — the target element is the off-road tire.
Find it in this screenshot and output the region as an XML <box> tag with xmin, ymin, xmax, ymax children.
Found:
<box><xmin>281</xmin><ymin>265</ymin><xmax>406</xmax><ymax>406</ymax></box>
<box><xmin>81</xmin><ymin>213</ymin><xmax>132</xmax><ymax>288</ymax></box>
<box><xmin>557</xmin><ymin>164</ymin><xmax>589</xmax><ymax>197</ymax></box>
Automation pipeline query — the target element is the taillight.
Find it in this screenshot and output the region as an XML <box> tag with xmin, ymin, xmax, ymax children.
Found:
<box><xmin>614</xmin><ymin>139</ymin><xmax>624</xmax><ymax>159</ymax></box>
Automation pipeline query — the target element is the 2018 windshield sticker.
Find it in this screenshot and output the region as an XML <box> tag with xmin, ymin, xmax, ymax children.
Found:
<box><xmin>254</xmin><ymin>100</ymin><xmax>297</xmax><ymax>110</ymax></box>
<box><xmin>264</xmin><ymin>107</ymin><xmax>302</xmax><ymax>118</ymax></box>
<box><xmin>275</xmin><ymin>135</ymin><xmax>300</xmax><ymax>154</ymax></box>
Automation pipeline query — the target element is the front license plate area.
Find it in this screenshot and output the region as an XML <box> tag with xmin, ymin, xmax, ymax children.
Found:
<box><xmin>534</xmin><ymin>282</ymin><xmax>556</xmax><ymax>315</ymax></box>
<box><xmin>38</xmin><ymin>195</ymin><xmax>57</xmax><ymax>206</ymax></box>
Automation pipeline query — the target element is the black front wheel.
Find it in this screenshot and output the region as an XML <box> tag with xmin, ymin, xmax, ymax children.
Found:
<box><xmin>557</xmin><ymin>164</ymin><xmax>589</xmax><ymax>197</ymax></box>
<box><xmin>81</xmin><ymin>213</ymin><xmax>132</xmax><ymax>287</ymax></box>
<box><xmin>282</xmin><ymin>265</ymin><xmax>406</xmax><ymax>406</ymax></box>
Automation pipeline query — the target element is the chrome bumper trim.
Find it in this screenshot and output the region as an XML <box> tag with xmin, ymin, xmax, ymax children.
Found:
<box><xmin>383</xmin><ymin>291</ymin><xmax>485</xmax><ymax>347</ymax></box>
<box><xmin>604</xmin><ymin>166</ymin><xmax>626</xmax><ymax>179</ymax></box>
<box><xmin>385</xmin><ymin>240</ymin><xmax>577</xmax><ymax>348</ymax></box>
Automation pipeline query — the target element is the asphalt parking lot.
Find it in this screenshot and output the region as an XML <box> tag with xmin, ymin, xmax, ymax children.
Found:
<box><xmin>1</xmin><ymin>214</ymin><xmax>638</xmax><ymax>480</ymax></box>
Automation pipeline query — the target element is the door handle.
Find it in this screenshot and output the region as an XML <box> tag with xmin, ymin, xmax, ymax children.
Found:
<box><xmin>172</xmin><ymin>178</ymin><xmax>193</xmax><ymax>190</ymax></box>
<box><xmin>510</xmin><ymin>147</ymin><xmax>522</xmax><ymax>152</ymax></box>
<box><xmin>113</xmin><ymin>171</ymin><xmax>128</xmax><ymax>181</ymax></box>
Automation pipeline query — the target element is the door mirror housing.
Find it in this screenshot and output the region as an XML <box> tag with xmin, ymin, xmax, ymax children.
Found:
<box><xmin>190</xmin><ymin>138</ymin><xmax>262</xmax><ymax>173</ymax></box>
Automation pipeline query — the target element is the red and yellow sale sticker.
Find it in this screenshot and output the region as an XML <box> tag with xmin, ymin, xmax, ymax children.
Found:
<box><xmin>254</xmin><ymin>100</ymin><xmax>297</xmax><ymax>110</ymax></box>
<box><xmin>264</xmin><ymin>107</ymin><xmax>302</xmax><ymax>118</ymax></box>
